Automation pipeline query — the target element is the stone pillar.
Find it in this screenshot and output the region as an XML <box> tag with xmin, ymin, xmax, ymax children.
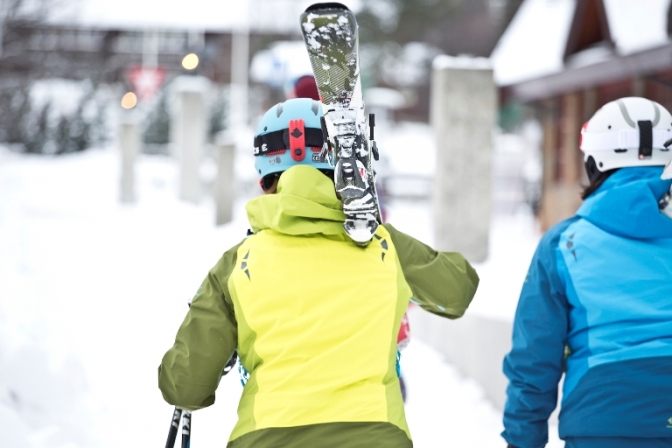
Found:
<box><xmin>215</xmin><ymin>141</ymin><xmax>235</xmax><ymax>225</ymax></box>
<box><xmin>430</xmin><ymin>55</ymin><xmax>496</xmax><ymax>263</ymax></box>
<box><xmin>119</xmin><ymin>112</ymin><xmax>140</xmax><ymax>203</ymax></box>
<box><xmin>171</xmin><ymin>76</ymin><xmax>209</xmax><ymax>203</ymax></box>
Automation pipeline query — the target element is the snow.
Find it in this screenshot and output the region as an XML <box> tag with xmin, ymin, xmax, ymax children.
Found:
<box><xmin>604</xmin><ymin>0</ymin><xmax>670</xmax><ymax>54</ymax></box>
<box><xmin>491</xmin><ymin>0</ymin><xmax>672</xmax><ymax>86</ymax></box>
<box><xmin>433</xmin><ymin>54</ymin><xmax>492</xmax><ymax>71</ymax></box>
<box><xmin>47</xmin><ymin>0</ymin><xmax>363</xmax><ymax>32</ymax></box>
<box><xmin>364</xmin><ymin>87</ymin><xmax>407</xmax><ymax>110</ymax></box>
<box><xmin>491</xmin><ymin>0</ymin><xmax>575</xmax><ymax>86</ymax></box>
<box><xmin>0</xmin><ymin>134</ymin><xmax>554</xmax><ymax>446</ymax></box>
<box><xmin>171</xmin><ymin>75</ymin><xmax>211</xmax><ymax>93</ymax></box>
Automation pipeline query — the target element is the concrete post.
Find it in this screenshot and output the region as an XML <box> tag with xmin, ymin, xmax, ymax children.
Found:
<box><xmin>215</xmin><ymin>141</ymin><xmax>235</xmax><ymax>225</ymax></box>
<box><xmin>171</xmin><ymin>76</ymin><xmax>209</xmax><ymax>203</ymax></box>
<box><xmin>430</xmin><ymin>55</ymin><xmax>496</xmax><ymax>263</ymax></box>
<box><xmin>119</xmin><ymin>112</ymin><xmax>140</xmax><ymax>203</ymax></box>
<box><xmin>229</xmin><ymin>22</ymin><xmax>250</xmax><ymax>158</ymax></box>
<box><xmin>230</xmin><ymin>30</ymin><xmax>249</xmax><ymax>132</ymax></box>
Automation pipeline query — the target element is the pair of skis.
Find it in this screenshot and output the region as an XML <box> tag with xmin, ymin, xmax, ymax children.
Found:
<box><xmin>300</xmin><ymin>2</ymin><xmax>383</xmax><ymax>245</ymax></box>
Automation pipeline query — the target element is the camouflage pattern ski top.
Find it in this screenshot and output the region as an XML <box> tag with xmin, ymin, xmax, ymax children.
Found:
<box><xmin>158</xmin><ymin>165</ymin><xmax>479</xmax><ymax>448</ymax></box>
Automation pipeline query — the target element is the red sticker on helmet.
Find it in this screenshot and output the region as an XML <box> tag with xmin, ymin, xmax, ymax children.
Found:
<box><xmin>580</xmin><ymin>121</ymin><xmax>589</xmax><ymax>150</ymax></box>
<box><xmin>289</xmin><ymin>119</ymin><xmax>306</xmax><ymax>162</ymax></box>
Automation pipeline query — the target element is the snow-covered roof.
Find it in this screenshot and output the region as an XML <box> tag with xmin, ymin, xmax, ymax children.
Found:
<box><xmin>605</xmin><ymin>0</ymin><xmax>670</xmax><ymax>54</ymax></box>
<box><xmin>492</xmin><ymin>0</ymin><xmax>672</xmax><ymax>86</ymax></box>
<box><xmin>47</xmin><ymin>0</ymin><xmax>362</xmax><ymax>33</ymax></box>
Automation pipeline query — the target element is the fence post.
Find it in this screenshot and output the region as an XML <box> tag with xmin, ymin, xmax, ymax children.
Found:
<box><xmin>215</xmin><ymin>139</ymin><xmax>235</xmax><ymax>225</ymax></box>
<box><xmin>171</xmin><ymin>76</ymin><xmax>209</xmax><ymax>203</ymax></box>
<box><xmin>119</xmin><ymin>112</ymin><xmax>140</xmax><ymax>203</ymax></box>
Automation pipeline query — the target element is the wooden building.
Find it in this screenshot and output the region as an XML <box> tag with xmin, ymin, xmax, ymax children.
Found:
<box><xmin>493</xmin><ymin>0</ymin><xmax>672</xmax><ymax>229</ymax></box>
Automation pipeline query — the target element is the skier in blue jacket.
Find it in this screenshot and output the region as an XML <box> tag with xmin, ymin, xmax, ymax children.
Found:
<box><xmin>502</xmin><ymin>97</ymin><xmax>672</xmax><ymax>448</ymax></box>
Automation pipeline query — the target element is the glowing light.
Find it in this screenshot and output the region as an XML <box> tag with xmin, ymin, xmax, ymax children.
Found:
<box><xmin>121</xmin><ymin>92</ymin><xmax>137</xmax><ymax>109</ymax></box>
<box><xmin>182</xmin><ymin>53</ymin><xmax>199</xmax><ymax>70</ymax></box>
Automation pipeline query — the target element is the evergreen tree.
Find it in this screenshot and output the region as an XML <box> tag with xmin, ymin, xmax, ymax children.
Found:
<box><xmin>143</xmin><ymin>91</ymin><xmax>171</xmax><ymax>146</ymax></box>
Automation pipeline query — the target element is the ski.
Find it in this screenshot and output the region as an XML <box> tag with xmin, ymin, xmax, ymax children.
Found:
<box><xmin>300</xmin><ymin>2</ymin><xmax>382</xmax><ymax>245</ymax></box>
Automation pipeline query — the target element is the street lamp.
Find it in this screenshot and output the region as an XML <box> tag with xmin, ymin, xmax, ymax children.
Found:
<box><xmin>182</xmin><ymin>53</ymin><xmax>199</xmax><ymax>70</ymax></box>
<box><xmin>121</xmin><ymin>92</ymin><xmax>137</xmax><ymax>109</ymax></box>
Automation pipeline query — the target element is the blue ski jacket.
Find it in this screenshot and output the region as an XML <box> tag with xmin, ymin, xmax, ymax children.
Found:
<box><xmin>502</xmin><ymin>167</ymin><xmax>672</xmax><ymax>448</ymax></box>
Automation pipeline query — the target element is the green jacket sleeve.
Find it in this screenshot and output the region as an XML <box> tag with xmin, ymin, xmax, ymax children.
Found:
<box><xmin>383</xmin><ymin>223</ymin><xmax>479</xmax><ymax>319</ymax></box>
<box><xmin>158</xmin><ymin>240</ymin><xmax>243</xmax><ymax>411</ymax></box>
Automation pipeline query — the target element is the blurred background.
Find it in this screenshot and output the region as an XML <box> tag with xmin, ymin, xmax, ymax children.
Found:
<box><xmin>1</xmin><ymin>0</ymin><xmax>670</xmax><ymax>446</ymax></box>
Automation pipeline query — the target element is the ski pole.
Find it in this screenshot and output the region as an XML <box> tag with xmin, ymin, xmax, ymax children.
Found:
<box><xmin>164</xmin><ymin>350</ymin><xmax>239</xmax><ymax>447</ymax></box>
<box><xmin>181</xmin><ymin>411</ymin><xmax>192</xmax><ymax>448</ymax></box>
<box><xmin>165</xmin><ymin>407</ymin><xmax>182</xmax><ymax>448</ymax></box>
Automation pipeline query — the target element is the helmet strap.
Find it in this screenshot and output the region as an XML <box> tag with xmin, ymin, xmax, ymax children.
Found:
<box><xmin>585</xmin><ymin>156</ymin><xmax>602</xmax><ymax>184</ymax></box>
<box><xmin>638</xmin><ymin>120</ymin><xmax>653</xmax><ymax>159</ymax></box>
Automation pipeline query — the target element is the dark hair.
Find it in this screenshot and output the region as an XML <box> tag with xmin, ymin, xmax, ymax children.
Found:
<box><xmin>261</xmin><ymin>173</ymin><xmax>280</xmax><ymax>191</ymax></box>
<box><xmin>261</xmin><ymin>169</ymin><xmax>334</xmax><ymax>191</ymax></box>
<box><xmin>581</xmin><ymin>156</ymin><xmax>617</xmax><ymax>199</ymax></box>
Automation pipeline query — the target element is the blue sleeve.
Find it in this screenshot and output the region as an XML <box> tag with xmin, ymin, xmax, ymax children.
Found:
<box><xmin>501</xmin><ymin>219</ymin><xmax>574</xmax><ymax>448</ymax></box>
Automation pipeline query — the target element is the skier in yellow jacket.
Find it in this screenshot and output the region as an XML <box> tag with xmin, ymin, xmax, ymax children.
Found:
<box><xmin>158</xmin><ymin>98</ymin><xmax>479</xmax><ymax>448</ymax></box>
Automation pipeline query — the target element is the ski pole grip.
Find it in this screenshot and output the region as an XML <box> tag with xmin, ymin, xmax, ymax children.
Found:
<box><xmin>369</xmin><ymin>113</ymin><xmax>375</xmax><ymax>140</ymax></box>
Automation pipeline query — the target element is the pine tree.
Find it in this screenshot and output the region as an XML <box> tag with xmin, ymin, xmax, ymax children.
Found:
<box><xmin>143</xmin><ymin>91</ymin><xmax>171</xmax><ymax>147</ymax></box>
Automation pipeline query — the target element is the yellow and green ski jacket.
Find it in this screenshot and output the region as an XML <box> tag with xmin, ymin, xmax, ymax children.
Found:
<box><xmin>159</xmin><ymin>165</ymin><xmax>479</xmax><ymax>448</ymax></box>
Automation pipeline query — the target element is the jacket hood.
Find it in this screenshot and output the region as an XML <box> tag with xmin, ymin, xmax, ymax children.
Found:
<box><xmin>246</xmin><ymin>165</ymin><xmax>346</xmax><ymax>236</ymax></box>
<box><xmin>577</xmin><ymin>167</ymin><xmax>672</xmax><ymax>239</ymax></box>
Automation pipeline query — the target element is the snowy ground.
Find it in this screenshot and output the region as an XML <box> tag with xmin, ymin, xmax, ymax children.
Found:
<box><xmin>0</xmin><ymin>144</ymin><xmax>562</xmax><ymax>447</ymax></box>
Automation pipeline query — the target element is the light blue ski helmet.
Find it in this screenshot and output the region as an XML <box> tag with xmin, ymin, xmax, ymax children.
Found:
<box><xmin>253</xmin><ymin>98</ymin><xmax>332</xmax><ymax>180</ymax></box>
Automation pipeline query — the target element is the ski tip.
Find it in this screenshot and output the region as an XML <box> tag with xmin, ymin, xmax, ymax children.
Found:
<box><xmin>304</xmin><ymin>2</ymin><xmax>350</xmax><ymax>13</ymax></box>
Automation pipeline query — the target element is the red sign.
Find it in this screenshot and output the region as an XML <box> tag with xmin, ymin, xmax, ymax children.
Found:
<box><xmin>126</xmin><ymin>66</ymin><xmax>167</xmax><ymax>101</ymax></box>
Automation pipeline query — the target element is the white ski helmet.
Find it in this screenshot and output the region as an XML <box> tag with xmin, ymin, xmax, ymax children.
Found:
<box><xmin>580</xmin><ymin>97</ymin><xmax>672</xmax><ymax>181</ymax></box>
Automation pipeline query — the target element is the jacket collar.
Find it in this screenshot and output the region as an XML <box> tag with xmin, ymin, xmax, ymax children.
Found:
<box><xmin>245</xmin><ymin>165</ymin><xmax>346</xmax><ymax>237</ymax></box>
<box><xmin>577</xmin><ymin>167</ymin><xmax>672</xmax><ymax>239</ymax></box>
